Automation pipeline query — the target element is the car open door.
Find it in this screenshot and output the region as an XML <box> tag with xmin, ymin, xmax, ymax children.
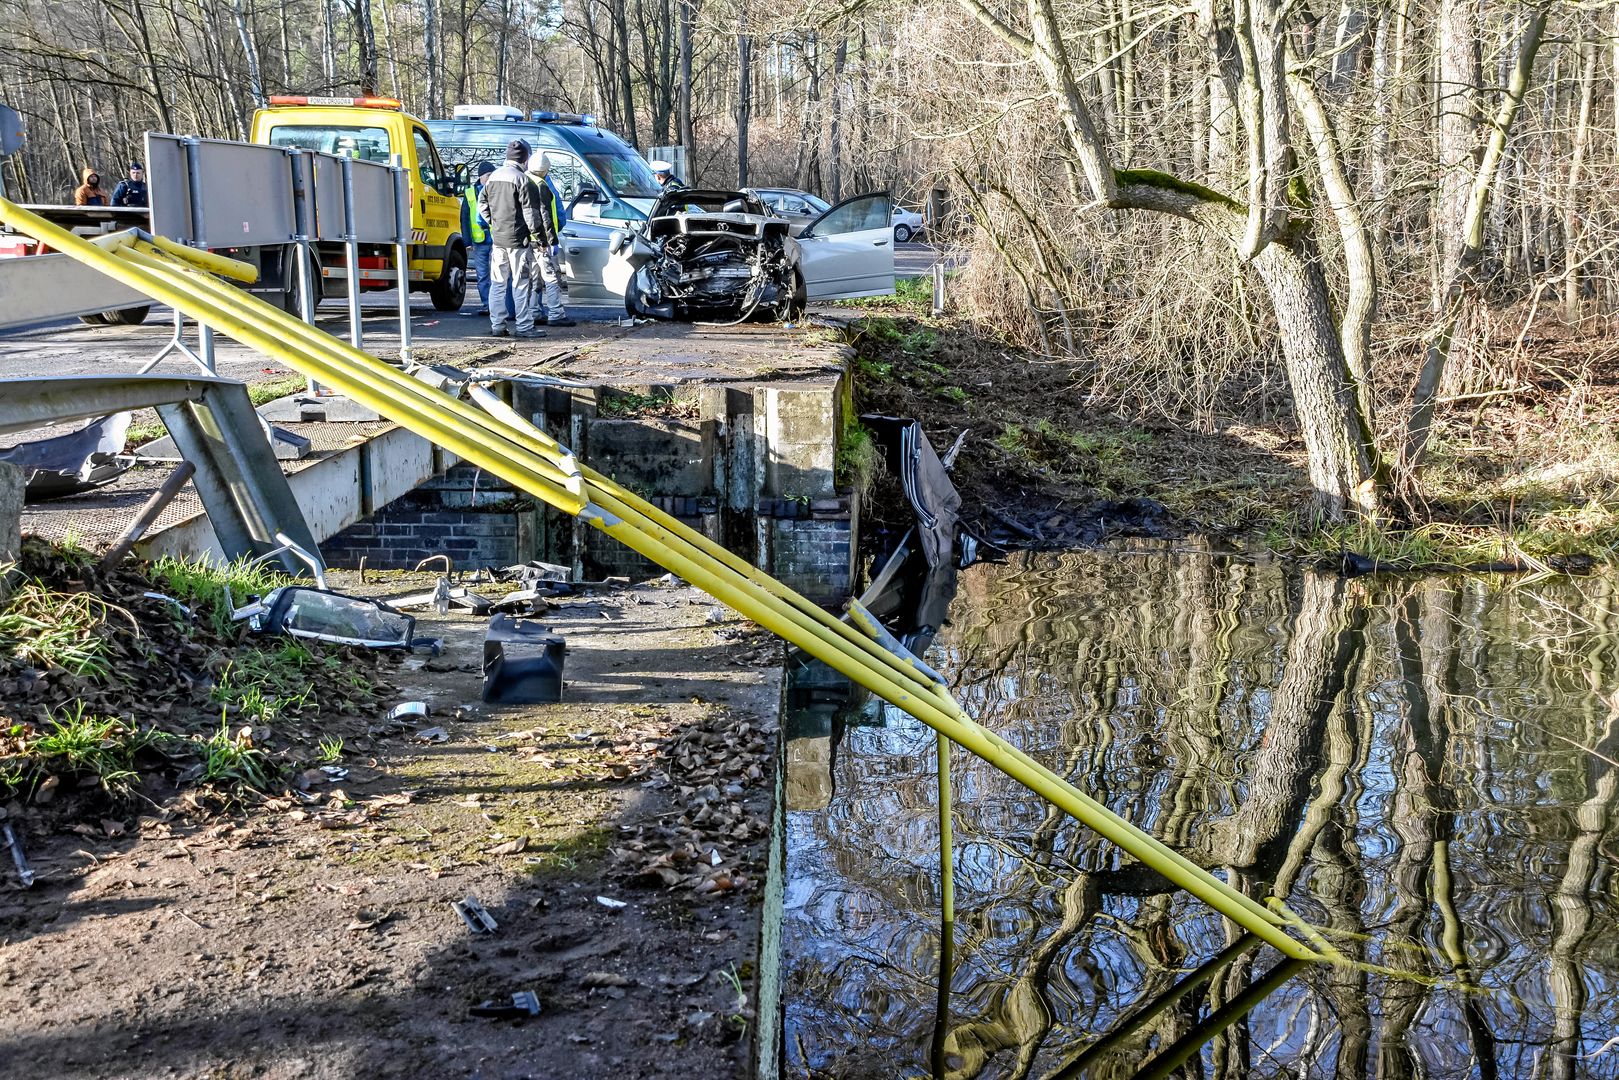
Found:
<box><xmin>797</xmin><ymin>192</ymin><xmax>895</xmax><ymax>300</ymax></box>
<box><xmin>559</xmin><ymin>216</ymin><xmax>617</xmax><ymax>301</ymax></box>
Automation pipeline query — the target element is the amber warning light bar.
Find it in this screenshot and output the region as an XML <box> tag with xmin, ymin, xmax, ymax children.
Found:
<box><xmin>268</xmin><ymin>95</ymin><xmax>402</xmax><ymax>110</ymax></box>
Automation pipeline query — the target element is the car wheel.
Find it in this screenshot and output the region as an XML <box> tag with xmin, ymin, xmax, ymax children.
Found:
<box><xmin>430</xmin><ymin>244</ymin><xmax>468</xmax><ymax>311</ymax></box>
<box><xmin>894</xmin><ymin>224</ymin><xmax>912</xmax><ymax>244</ymax></box>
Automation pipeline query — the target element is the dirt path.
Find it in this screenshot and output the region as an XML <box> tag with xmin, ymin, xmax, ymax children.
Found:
<box><xmin>0</xmin><ymin>578</ymin><xmax>782</xmax><ymax>1079</ymax></box>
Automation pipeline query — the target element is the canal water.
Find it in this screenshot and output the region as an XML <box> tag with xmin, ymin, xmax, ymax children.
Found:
<box><xmin>782</xmin><ymin>548</ymin><xmax>1619</xmax><ymax>1078</ymax></box>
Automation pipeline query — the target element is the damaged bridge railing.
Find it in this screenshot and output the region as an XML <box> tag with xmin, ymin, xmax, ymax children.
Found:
<box><xmin>0</xmin><ymin>195</ymin><xmax>1329</xmax><ymax>965</ymax></box>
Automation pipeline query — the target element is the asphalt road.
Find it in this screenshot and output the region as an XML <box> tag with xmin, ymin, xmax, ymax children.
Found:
<box><xmin>0</xmin><ymin>243</ymin><xmax>946</xmax><ymax>384</ymax></box>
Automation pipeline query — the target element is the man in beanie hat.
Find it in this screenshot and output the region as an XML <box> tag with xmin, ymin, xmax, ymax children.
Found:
<box><xmin>525</xmin><ymin>153</ymin><xmax>575</xmax><ymax>328</ymax></box>
<box><xmin>476</xmin><ymin>139</ymin><xmax>548</xmax><ymax>337</ymax></box>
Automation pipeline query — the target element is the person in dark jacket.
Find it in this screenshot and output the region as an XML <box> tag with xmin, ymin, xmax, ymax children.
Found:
<box><xmin>476</xmin><ymin>139</ymin><xmax>550</xmax><ymax>338</ymax></box>
<box><xmin>73</xmin><ymin>167</ymin><xmax>109</xmax><ymax>206</ymax></box>
<box><xmin>112</xmin><ymin>162</ymin><xmax>148</xmax><ymax>207</ymax></box>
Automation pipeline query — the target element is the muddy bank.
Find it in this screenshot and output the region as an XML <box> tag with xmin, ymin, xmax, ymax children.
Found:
<box><xmin>0</xmin><ymin>575</ymin><xmax>782</xmax><ymax>1080</ymax></box>
<box><xmin>843</xmin><ymin>315</ymin><xmax>1307</xmax><ymax>553</ymax></box>
<box><xmin>843</xmin><ymin>310</ymin><xmax>1619</xmax><ymax>567</ymax></box>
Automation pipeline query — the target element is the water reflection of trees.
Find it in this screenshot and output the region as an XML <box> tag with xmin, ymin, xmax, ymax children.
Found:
<box><xmin>783</xmin><ymin>552</ymin><xmax>1619</xmax><ymax>1079</ymax></box>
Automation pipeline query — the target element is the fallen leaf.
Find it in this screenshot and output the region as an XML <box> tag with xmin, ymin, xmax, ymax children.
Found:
<box><xmin>101</xmin><ymin>819</ymin><xmax>126</xmax><ymax>838</ymax></box>
<box><xmin>34</xmin><ymin>776</ymin><xmax>59</xmax><ymax>805</ymax></box>
<box><xmin>488</xmin><ymin>837</ymin><xmax>528</xmax><ymax>856</ymax></box>
<box><xmin>595</xmin><ymin>895</ymin><xmax>627</xmax><ymax>909</ymax></box>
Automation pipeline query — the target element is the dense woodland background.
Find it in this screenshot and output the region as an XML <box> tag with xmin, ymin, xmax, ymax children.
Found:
<box><xmin>4</xmin><ymin>0</ymin><xmax>1619</xmax><ymax>521</ymax></box>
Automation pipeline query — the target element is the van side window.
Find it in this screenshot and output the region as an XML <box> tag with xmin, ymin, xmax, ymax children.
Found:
<box><xmin>413</xmin><ymin>129</ymin><xmax>442</xmax><ymax>191</ymax></box>
<box><xmin>537</xmin><ymin>150</ymin><xmax>585</xmax><ymax>201</ymax></box>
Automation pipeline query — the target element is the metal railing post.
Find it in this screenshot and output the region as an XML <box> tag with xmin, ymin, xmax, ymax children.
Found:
<box><xmin>288</xmin><ymin>148</ymin><xmax>322</xmax><ymax>395</ymax></box>
<box><xmin>390</xmin><ymin>153</ymin><xmax>413</xmax><ymax>366</ymax></box>
<box><xmin>930</xmin><ymin>730</ymin><xmax>956</xmax><ymax>1074</ymax></box>
<box><xmin>181</xmin><ymin>136</ymin><xmax>215</xmax><ymax>372</ymax></box>
<box><xmin>340</xmin><ymin>151</ymin><xmax>362</xmax><ymax>350</ymax></box>
<box><xmin>932</xmin><ymin>261</ymin><xmax>946</xmax><ymax>316</ymax></box>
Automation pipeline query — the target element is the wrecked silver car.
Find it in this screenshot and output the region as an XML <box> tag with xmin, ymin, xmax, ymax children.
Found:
<box><xmin>604</xmin><ymin>189</ymin><xmax>897</xmax><ymax>323</ymax></box>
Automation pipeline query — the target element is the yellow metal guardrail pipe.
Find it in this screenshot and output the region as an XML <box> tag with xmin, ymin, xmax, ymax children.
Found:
<box><xmin>0</xmin><ymin>195</ymin><xmax>1321</xmax><ymax>962</ymax></box>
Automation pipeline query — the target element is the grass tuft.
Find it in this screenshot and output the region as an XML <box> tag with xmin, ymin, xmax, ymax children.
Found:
<box><xmin>149</xmin><ymin>556</ymin><xmax>291</xmax><ymax>637</ymax></box>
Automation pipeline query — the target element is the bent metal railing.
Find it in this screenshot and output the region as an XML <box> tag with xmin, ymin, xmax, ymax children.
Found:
<box><xmin>0</xmin><ymin>195</ymin><xmax>1330</xmax><ymax>965</ymax></box>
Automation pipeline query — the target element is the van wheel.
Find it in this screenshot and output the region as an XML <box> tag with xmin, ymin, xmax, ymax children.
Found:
<box><xmin>430</xmin><ymin>245</ymin><xmax>467</xmax><ymax>311</ymax></box>
<box><xmin>78</xmin><ymin>312</ymin><xmax>109</xmax><ymax>326</ymax></box>
<box><xmin>99</xmin><ymin>306</ymin><xmax>151</xmax><ymax>325</ymax></box>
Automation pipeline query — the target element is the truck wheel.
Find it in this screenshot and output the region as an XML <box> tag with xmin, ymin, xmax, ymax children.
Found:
<box><xmin>430</xmin><ymin>245</ymin><xmax>467</xmax><ymax>311</ymax></box>
<box><xmin>99</xmin><ymin>306</ymin><xmax>151</xmax><ymax>325</ymax></box>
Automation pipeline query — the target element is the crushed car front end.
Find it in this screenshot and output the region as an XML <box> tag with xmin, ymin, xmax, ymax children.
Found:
<box><xmin>613</xmin><ymin>190</ymin><xmax>801</xmax><ymax>322</ymax></box>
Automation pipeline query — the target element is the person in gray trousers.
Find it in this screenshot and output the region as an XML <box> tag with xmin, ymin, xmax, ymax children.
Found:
<box><xmin>476</xmin><ymin>139</ymin><xmax>549</xmax><ymax>338</ymax></box>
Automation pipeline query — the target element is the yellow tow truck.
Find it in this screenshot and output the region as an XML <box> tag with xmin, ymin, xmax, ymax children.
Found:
<box><xmin>250</xmin><ymin>94</ymin><xmax>468</xmax><ymax>311</ymax></box>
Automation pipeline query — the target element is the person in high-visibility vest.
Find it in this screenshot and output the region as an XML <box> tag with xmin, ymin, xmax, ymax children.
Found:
<box><xmin>460</xmin><ymin>161</ymin><xmax>499</xmax><ymax>316</ymax></box>
<box><xmin>526</xmin><ymin>154</ymin><xmax>576</xmax><ymax>328</ymax></box>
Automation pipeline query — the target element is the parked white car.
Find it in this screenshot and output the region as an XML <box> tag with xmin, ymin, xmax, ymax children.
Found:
<box><xmin>891</xmin><ymin>206</ymin><xmax>925</xmax><ymax>243</ymax></box>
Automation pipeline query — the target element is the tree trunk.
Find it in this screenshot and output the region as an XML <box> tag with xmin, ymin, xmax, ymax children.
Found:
<box><xmin>610</xmin><ymin>0</ymin><xmax>637</xmax><ymax>147</ymax></box>
<box><xmin>829</xmin><ymin>35</ymin><xmax>847</xmax><ymax>203</ymax></box>
<box><xmin>1562</xmin><ymin>35</ymin><xmax>1596</xmax><ymax>321</ymax></box>
<box><xmin>233</xmin><ymin>0</ymin><xmax>268</xmax><ymax>108</ymax></box>
<box><xmin>423</xmin><ymin>0</ymin><xmax>441</xmax><ymax>117</ymax></box>
<box><xmin>355</xmin><ymin>0</ymin><xmax>380</xmax><ymax>95</ymax></box>
<box><xmin>735</xmin><ymin>19</ymin><xmax>752</xmax><ymax>186</ymax></box>
<box><xmin>1434</xmin><ymin>0</ymin><xmax>1480</xmax><ymax>288</ymax></box>
<box><xmin>322</xmin><ymin>0</ymin><xmax>338</xmax><ymax>85</ymax></box>
<box><xmin>677</xmin><ymin>0</ymin><xmax>694</xmax><ymax>158</ymax></box>
<box><xmin>1401</xmin><ymin>7</ymin><xmax>1547</xmax><ymax>477</ymax></box>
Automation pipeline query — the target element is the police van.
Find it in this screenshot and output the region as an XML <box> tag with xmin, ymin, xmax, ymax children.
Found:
<box><xmin>425</xmin><ymin>105</ymin><xmax>660</xmax><ymax>227</ymax></box>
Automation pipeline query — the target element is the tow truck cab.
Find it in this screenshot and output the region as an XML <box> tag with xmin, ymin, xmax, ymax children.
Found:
<box><xmin>248</xmin><ymin>95</ymin><xmax>467</xmax><ymax>311</ymax></box>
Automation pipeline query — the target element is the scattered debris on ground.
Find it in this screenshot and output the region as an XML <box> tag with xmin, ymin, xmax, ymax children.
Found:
<box><xmin>0</xmin><ymin>568</ymin><xmax>783</xmax><ymax>1079</ymax></box>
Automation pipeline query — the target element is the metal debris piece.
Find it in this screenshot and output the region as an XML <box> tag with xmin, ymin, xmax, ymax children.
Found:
<box><xmin>452</xmin><ymin>893</ymin><xmax>499</xmax><ymax>934</ymax></box>
<box><xmin>469</xmin><ymin>990</ymin><xmax>541</xmax><ymax>1019</ymax></box>
<box><xmin>3</xmin><ymin>824</ymin><xmax>35</xmax><ymax>888</ymax></box>
<box><xmin>0</xmin><ymin>411</ymin><xmax>132</xmax><ymax>501</ymax></box>
<box><xmin>387</xmin><ymin>701</ymin><xmax>431</xmax><ymax>721</ymax></box>
<box><xmin>482</xmin><ymin>615</ymin><xmax>565</xmax><ymax>705</ymax></box>
<box><xmin>389</xmin><ymin>582</ymin><xmax>496</xmax><ymax>615</ymax></box>
<box><xmin>595</xmin><ymin>895</ymin><xmax>627</xmax><ymax>909</ymax></box>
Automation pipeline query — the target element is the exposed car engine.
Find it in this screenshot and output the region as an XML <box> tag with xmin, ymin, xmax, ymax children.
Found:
<box><xmin>618</xmin><ymin>190</ymin><xmax>801</xmax><ymax>323</ymax></box>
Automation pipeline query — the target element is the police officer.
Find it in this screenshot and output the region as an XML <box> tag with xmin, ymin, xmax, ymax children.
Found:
<box><xmin>649</xmin><ymin>160</ymin><xmax>685</xmax><ymax>192</ymax></box>
<box><xmin>112</xmin><ymin>162</ymin><xmax>148</xmax><ymax>208</ymax></box>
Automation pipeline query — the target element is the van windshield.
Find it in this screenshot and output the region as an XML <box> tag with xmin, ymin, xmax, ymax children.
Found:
<box><xmin>266</xmin><ymin>125</ymin><xmax>392</xmax><ymax>163</ymax></box>
<box><xmin>582</xmin><ymin>153</ymin><xmax>661</xmax><ymax>199</ymax></box>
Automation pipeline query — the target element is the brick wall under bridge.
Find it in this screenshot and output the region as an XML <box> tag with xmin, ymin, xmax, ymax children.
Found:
<box><xmin>319</xmin><ymin>374</ymin><xmax>859</xmax><ymax>604</ymax></box>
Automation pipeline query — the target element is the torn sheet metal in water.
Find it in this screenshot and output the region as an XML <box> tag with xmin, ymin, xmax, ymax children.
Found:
<box><xmin>234</xmin><ymin>586</ymin><xmax>422</xmax><ymax>651</ymax></box>
<box><xmin>0</xmin><ymin>412</ymin><xmax>132</xmax><ymax>501</ymax></box>
<box><xmin>860</xmin><ymin>415</ymin><xmax>977</xmax><ymax>570</ymax></box>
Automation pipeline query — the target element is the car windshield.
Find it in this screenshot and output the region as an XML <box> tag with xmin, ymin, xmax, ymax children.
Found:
<box><xmin>266</xmin><ymin>124</ymin><xmax>392</xmax><ymax>163</ymax></box>
<box><xmin>583</xmin><ymin>152</ymin><xmax>662</xmax><ymax>199</ymax></box>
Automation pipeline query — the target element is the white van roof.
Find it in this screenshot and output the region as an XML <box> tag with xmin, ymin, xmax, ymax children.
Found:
<box><xmin>453</xmin><ymin>104</ymin><xmax>523</xmax><ymax>122</ymax></box>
